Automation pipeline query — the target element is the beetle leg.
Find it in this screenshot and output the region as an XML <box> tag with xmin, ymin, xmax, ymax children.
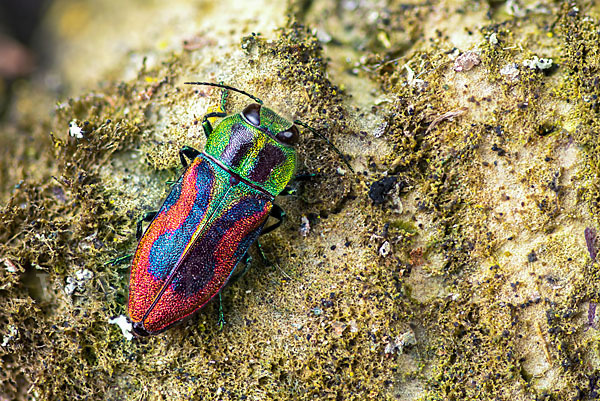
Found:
<box><xmin>217</xmin><ymin>81</ymin><xmax>229</xmax><ymax>113</ymax></box>
<box><xmin>104</xmin><ymin>254</ymin><xmax>132</xmax><ymax>267</ymax></box>
<box><xmin>217</xmin><ymin>252</ymin><xmax>252</xmax><ymax>330</ymax></box>
<box><xmin>136</xmin><ymin>211</ymin><xmax>158</xmax><ymax>240</ymax></box>
<box><xmin>107</xmin><ymin>209</ymin><xmax>159</xmax><ymax>266</ymax></box>
<box><xmin>261</xmin><ymin>204</ymin><xmax>286</xmax><ymax>235</ymax></box>
<box><xmin>255</xmin><ymin>205</ymin><xmax>286</xmax><ymax>266</ymax></box>
<box><xmin>256</xmin><ymin>239</ymin><xmax>294</xmax><ymax>282</ymax></box>
<box><xmin>280</xmin><ymin>173</ymin><xmax>317</xmax><ymax>196</ymax></box>
<box><xmin>217</xmin><ymin>293</ymin><xmax>226</xmax><ymax>330</ymax></box>
<box><xmin>179</xmin><ymin>146</ymin><xmax>201</xmax><ymax>168</ymax></box>
<box><xmin>201</xmin><ymin>112</ymin><xmax>227</xmax><ymax>139</ymax></box>
<box><xmin>107</xmin><ymin>210</ymin><xmax>157</xmax><ymax>266</ymax></box>
<box><xmin>256</xmin><ymin>238</ymin><xmax>270</xmax><ymax>266</ymax></box>
<box><xmin>293</xmin><ymin>172</ymin><xmax>317</xmax><ymax>181</ymax></box>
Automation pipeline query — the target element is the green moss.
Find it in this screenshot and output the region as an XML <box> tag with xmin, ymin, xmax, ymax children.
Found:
<box><xmin>3</xmin><ymin>0</ymin><xmax>600</xmax><ymax>400</ymax></box>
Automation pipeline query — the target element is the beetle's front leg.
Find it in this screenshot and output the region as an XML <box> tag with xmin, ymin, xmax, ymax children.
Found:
<box><xmin>202</xmin><ymin>83</ymin><xmax>229</xmax><ymax>139</ymax></box>
<box><xmin>201</xmin><ymin>112</ymin><xmax>227</xmax><ymax>139</ymax></box>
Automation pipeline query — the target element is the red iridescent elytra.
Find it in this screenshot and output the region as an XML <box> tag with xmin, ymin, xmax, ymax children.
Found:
<box><xmin>127</xmin><ymin>101</ymin><xmax>299</xmax><ymax>336</ymax></box>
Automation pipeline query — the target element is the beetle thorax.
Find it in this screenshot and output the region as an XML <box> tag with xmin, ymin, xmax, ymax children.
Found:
<box><xmin>204</xmin><ymin>114</ymin><xmax>296</xmax><ymax>197</ymax></box>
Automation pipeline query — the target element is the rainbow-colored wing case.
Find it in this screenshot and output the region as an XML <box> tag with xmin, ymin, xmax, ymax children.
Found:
<box><xmin>128</xmin><ymin>156</ymin><xmax>272</xmax><ymax>334</ymax></box>
<box><xmin>128</xmin><ymin>105</ymin><xmax>297</xmax><ymax>335</ymax></box>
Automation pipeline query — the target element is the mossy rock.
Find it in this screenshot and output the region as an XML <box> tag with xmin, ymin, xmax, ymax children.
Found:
<box><xmin>2</xmin><ymin>0</ymin><xmax>600</xmax><ymax>400</ymax></box>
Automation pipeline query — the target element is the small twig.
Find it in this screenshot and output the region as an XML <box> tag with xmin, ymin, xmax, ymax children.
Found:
<box><xmin>535</xmin><ymin>321</ymin><xmax>552</xmax><ymax>364</ymax></box>
<box><xmin>425</xmin><ymin>107</ymin><xmax>468</xmax><ymax>135</ymax></box>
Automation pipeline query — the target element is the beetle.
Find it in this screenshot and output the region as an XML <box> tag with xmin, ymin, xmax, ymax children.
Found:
<box><xmin>127</xmin><ymin>82</ymin><xmax>352</xmax><ymax>336</ymax></box>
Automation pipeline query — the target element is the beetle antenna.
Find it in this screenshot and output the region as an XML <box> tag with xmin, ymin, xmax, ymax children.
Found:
<box><xmin>294</xmin><ymin>120</ymin><xmax>354</xmax><ymax>173</ymax></box>
<box><xmin>184</xmin><ymin>81</ymin><xmax>264</xmax><ymax>105</ymax></box>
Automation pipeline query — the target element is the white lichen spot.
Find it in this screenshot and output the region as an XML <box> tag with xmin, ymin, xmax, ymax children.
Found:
<box><xmin>342</xmin><ymin>0</ymin><xmax>358</xmax><ymax>11</ymax></box>
<box><xmin>453</xmin><ymin>51</ymin><xmax>481</xmax><ymax>72</ymax></box>
<box><xmin>500</xmin><ymin>63</ymin><xmax>520</xmax><ymax>81</ymax></box>
<box><xmin>404</xmin><ymin>63</ymin><xmax>425</xmax><ymax>88</ymax></box>
<box><xmin>1</xmin><ymin>325</ymin><xmax>18</xmax><ymax>347</ymax></box>
<box><xmin>506</xmin><ymin>0</ymin><xmax>526</xmax><ymax>17</ymax></box>
<box><xmin>75</xmin><ymin>268</ymin><xmax>93</xmax><ymax>281</ymax></box>
<box><xmin>1</xmin><ymin>258</ymin><xmax>17</xmax><ymax>273</ymax></box>
<box><xmin>367</xmin><ymin>10</ymin><xmax>379</xmax><ymax>23</ymax></box>
<box><xmin>299</xmin><ymin>216</ymin><xmax>311</xmax><ymax>237</ymax></box>
<box><xmin>373</xmin><ymin>121</ymin><xmax>388</xmax><ymax>138</ymax></box>
<box><xmin>65</xmin><ymin>268</ymin><xmax>94</xmax><ymax>296</ymax></box>
<box><xmin>68</xmin><ymin>120</ymin><xmax>83</xmax><ymax>139</ymax></box>
<box><xmin>489</xmin><ymin>33</ymin><xmax>498</xmax><ymax>45</ymax></box>
<box><xmin>108</xmin><ymin>315</ymin><xmax>133</xmax><ymax>341</ymax></box>
<box><xmin>523</xmin><ymin>56</ymin><xmax>553</xmax><ymax>70</ymax></box>
<box><xmin>384</xmin><ymin>329</ymin><xmax>417</xmax><ymax>355</ymax></box>
<box><xmin>379</xmin><ymin>241</ymin><xmax>392</xmax><ymax>257</ymax></box>
<box><xmin>64</xmin><ymin>279</ymin><xmax>76</xmax><ymax>296</ymax></box>
<box><xmin>535</xmin><ymin>58</ymin><xmax>553</xmax><ymax>70</ymax></box>
<box><xmin>315</xmin><ymin>29</ymin><xmax>332</xmax><ymax>44</ymax></box>
<box><xmin>336</xmin><ymin>167</ymin><xmax>346</xmax><ymax>176</ymax></box>
<box><xmin>331</xmin><ymin>321</ymin><xmax>347</xmax><ymax>337</ymax></box>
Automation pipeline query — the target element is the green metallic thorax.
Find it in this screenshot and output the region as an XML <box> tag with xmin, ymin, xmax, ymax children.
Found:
<box><xmin>203</xmin><ymin>107</ymin><xmax>297</xmax><ymax>197</ymax></box>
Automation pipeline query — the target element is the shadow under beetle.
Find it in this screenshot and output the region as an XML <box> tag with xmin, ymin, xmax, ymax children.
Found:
<box><xmin>127</xmin><ymin>82</ymin><xmax>352</xmax><ymax>336</ymax></box>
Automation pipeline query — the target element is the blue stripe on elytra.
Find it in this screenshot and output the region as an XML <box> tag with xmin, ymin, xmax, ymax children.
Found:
<box><xmin>148</xmin><ymin>159</ymin><xmax>214</xmax><ymax>282</ymax></box>
<box><xmin>162</xmin><ymin>174</ymin><xmax>183</xmax><ymax>210</ymax></box>
<box><xmin>170</xmin><ymin>195</ymin><xmax>268</xmax><ymax>298</ymax></box>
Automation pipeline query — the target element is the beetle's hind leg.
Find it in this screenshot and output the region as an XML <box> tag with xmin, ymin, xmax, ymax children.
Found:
<box><xmin>258</xmin><ymin>204</ymin><xmax>286</xmax><ymax>265</ymax></box>
<box><xmin>229</xmin><ymin>252</ymin><xmax>253</xmax><ymax>284</ymax></box>
<box><xmin>228</xmin><ymin>202</ymin><xmax>285</xmax><ymax>281</ymax></box>
<box><xmin>217</xmin><ymin>293</ymin><xmax>226</xmax><ymax>330</ymax></box>
<box><xmin>217</xmin><ymin>252</ymin><xmax>253</xmax><ymax>330</ymax></box>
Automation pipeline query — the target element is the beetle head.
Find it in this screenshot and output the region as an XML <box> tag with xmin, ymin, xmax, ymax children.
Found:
<box><xmin>241</xmin><ymin>103</ymin><xmax>299</xmax><ymax>146</ymax></box>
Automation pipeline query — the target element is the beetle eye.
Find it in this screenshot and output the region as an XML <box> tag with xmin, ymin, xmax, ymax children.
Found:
<box><xmin>241</xmin><ymin>103</ymin><xmax>261</xmax><ymax>126</ymax></box>
<box><xmin>276</xmin><ymin>125</ymin><xmax>299</xmax><ymax>145</ymax></box>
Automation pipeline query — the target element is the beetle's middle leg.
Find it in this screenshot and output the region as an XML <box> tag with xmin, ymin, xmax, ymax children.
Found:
<box><xmin>262</xmin><ymin>204</ymin><xmax>286</xmax><ymax>235</ymax></box>
<box><xmin>255</xmin><ymin>204</ymin><xmax>286</xmax><ymax>267</ymax></box>
<box><xmin>104</xmin><ymin>211</ymin><xmax>158</xmax><ymax>266</ymax></box>
<box><xmin>228</xmin><ymin>203</ymin><xmax>285</xmax><ymax>280</ymax></box>
<box><xmin>179</xmin><ymin>146</ymin><xmax>201</xmax><ymax>168</ymax></box>
<box><xmin>217</xmin><ymin>293</ymin><xmax>226</xmax><ymax>330</ymax></box>
<box><xmin>280</xmin><ymin>173</ymin><xmax>317</xmax><ymax>196</ymax></box>
<box><xmin>136</xmin><ymin>211</ymin><xmax>159</xmax><ymax>240</ymax></box>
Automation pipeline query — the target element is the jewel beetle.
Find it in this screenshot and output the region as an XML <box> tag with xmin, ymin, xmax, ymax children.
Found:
<box><xmin>127</xmin><ymin>82</ymin><xmax>352</xmax><ymax>336</ymax></box>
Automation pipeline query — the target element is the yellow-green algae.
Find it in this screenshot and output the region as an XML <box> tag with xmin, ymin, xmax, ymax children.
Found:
<box><xmin>2</xmin><ymin>0</ymin><xmax>600</xmax><ymax>400</ymax></box>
